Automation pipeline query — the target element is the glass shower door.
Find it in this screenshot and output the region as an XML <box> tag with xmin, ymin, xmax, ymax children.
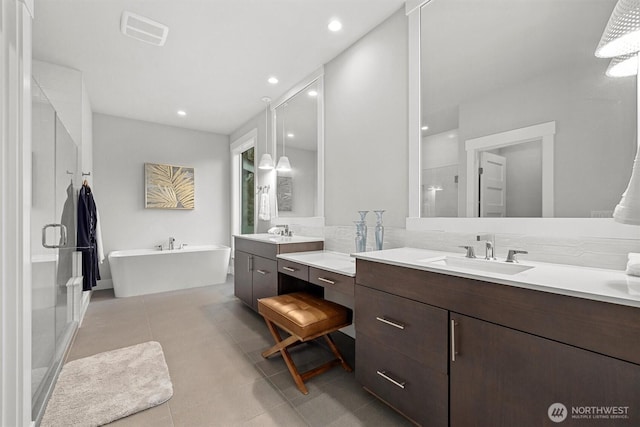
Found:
<box><xmin>31</xmin><ymin>79</ymin><xmax>78</xmax><ymax>422</ymax></box>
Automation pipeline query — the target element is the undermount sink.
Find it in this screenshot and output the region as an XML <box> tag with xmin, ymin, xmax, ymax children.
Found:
<box><xmin>420</xmin><ymin>256</ymin><xmax>534</xmax><ymax>275</ymax></box>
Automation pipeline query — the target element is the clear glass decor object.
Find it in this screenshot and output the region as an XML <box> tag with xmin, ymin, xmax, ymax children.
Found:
<box><xmin>357</xmin><ymin>211</ymin><xmax>369</xmax><ymax>249</ymax></box>
<box><xmin>374</xmin><ymin>210</ymin><xmax>385</xmax><ymax>250</ymax></box>
<box><xmin>354</xmin><ymin>220</ymin><xmax>366</xmax><ymax>252</ymax></box>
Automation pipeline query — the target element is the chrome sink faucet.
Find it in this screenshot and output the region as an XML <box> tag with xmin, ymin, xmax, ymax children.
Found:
<box><xmin>169</xmin><ymin>237</ymin><xmax>175</xmax><ymax>250</ymax></box>
<box><xmin>506</xmin><ymin>249</ymin><xmax>528</xmax><ymax>263</ymax></box>
<box><xmin>476</xmin><ymin>234</ymin><xmax>496</xmax><ymax>260</ymax></box>
<box><xmin>459</xmin><ymin>245</ymin><xmax>476</xmax><ymax>258</ymax></box>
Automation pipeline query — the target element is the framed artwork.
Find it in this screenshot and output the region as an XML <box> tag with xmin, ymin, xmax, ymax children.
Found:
<box><xmin>145</xmin><ymin>163</ymin><xmax>194</xmax><ymax>209</ymax></box>
<box><xmin>277</xmin><ymin>176</ymin><xmax>292</xmax><ymax>212</ymax></box>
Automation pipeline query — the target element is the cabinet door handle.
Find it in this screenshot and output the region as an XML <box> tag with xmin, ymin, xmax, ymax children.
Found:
<box><xmin>317</xmin><ymin>277</ymin><xmax>335</xmax><ymax>285</ymax></box>
<box><xmin>256</xmin><ymin>269</ymin><xmax>268</xmax><ymax>275</ymax></box>
<box><xmin>376</xmin><ymin>316</ymin><xmax>405</xmax><ymax>330</ymax></box>
<box><xmin>376</xmin><ymin>370</ymin><xmax>406</xmax><ymax>389</ymax></box>
<box><xmin>282</xmin><ymin>266</ymin><xmax>296</xmax><ymax>272</ymax></box>
<box><xmin>451</xmin><ymin>319</ymin><xmax>458</xmax><ymax>362</ymax></box>
<box><xmin>248</xmin><ymin>256</ymin><xmax>253</xmax><ymax>272</ymax></box>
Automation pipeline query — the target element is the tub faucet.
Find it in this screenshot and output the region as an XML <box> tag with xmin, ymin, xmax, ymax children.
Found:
<box><xmin>476</xmin><ymin>234</ymin><xmax>496</xmax><ymax>260</ymax></box>
<box><xmin>169</xmin><ymin>237</ymin><xmax>175</xmax><ymax>250</ymax></box>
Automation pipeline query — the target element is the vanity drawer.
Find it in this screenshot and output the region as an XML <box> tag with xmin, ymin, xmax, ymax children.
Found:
<box><xmin>277</xmin><ymin>260</ymin><xmax>309</xmax><ymax>281</ymax></box>
<box><xmin>356</xmin><ymin>333</ymin><xmax>448</xmax><ymax>427</ymax></box>
<box><xmin>355</xmin><ymin>285</ymin><xmax>448</xmax><ymax>373</ymax></box>
<box><xmin>309</xmin><ymin>267</ymin><xmax>355</xmax><ymax>296</ymax></box>
<box><xmin>235</xmin><ymin>238</ymin><xmax>277</xmax><ymax>260</ymax></box>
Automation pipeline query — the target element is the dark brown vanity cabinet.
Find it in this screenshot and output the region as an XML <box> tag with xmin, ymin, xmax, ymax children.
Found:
<box><xmin>449</xmin><ymin>313</ymin><xmax>640</xmax><ymax>427</ymax></box>
<box><xmin>355</xmin><ymin>285</ymin><xmax>448</xmax><ymax>427</ymax></box>
<box><xmin>233</xmin><ymin>236</ymin><xmax>323</xmax><ymax>311</ymax></box>
<box><xmin>355</xmin><ymin>259</ymin><xmax>640</xmax><ymax>427</ymax></box>
<box><xmin>234</xmin><ymin>250</ymin><xmax>277</xmax><ymax>311</ymax></box>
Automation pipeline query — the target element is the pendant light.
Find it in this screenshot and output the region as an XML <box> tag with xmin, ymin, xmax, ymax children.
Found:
<box><xmin>258</xmin><ymin>97</ymin><xmax>275</xmax><ymax>170</ymax></box>
<box><xmin>595</xmin><ymin>0</ymin><xmax>640</xmax><ymax>224</ymax></box>
<box><xmin>276</xmin><ymin>103</ymin><xmax>292</xmax><ymax>172</ymax></box>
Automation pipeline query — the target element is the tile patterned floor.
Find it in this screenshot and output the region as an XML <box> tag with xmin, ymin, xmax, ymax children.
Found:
<box><xmin>66</xmin><ymin>277</ymin><xmax>413</xmax><ymax>426</ymax></box>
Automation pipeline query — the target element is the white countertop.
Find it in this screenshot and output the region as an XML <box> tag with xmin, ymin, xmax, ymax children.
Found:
<box><xmin>277</xmin><ymin>251</ymin><xmax>356</xmax><ymax>277</ymax></box>
<box><xmin>353</xmin><ymin>247</ymin><xmax>640</xmax><ymax>308</ymax></box>
<box><xmin>234</xmin><ymin>233</ymin><xmax>324</xmax><ymax>244</ymax></box>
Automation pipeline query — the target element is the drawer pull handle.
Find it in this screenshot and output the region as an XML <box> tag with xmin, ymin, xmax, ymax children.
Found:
<box><xmin>282</xmin><ymin>266</ymin><xmax>297</xmax><ymax>272</ymax></box>
<box><xmin>376</xmin><ymin>370</ymin><xmax>405</xmax><ymax>389</ymax></box>
<box><xmin>317</xmin><ymin>277</ymin><xmax>335</xmax><ymax>285</ymax></box>
<box><xmin>376</xmin><ymin>316</ymin><xmax>405</xmax><ymax>330</ymax></box>
<box><xmin>256</xmin><ymin>269</ymin><xmax>268</xmax><ymax>275</ymax></box>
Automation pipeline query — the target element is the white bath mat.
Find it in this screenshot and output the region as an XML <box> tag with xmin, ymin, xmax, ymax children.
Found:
<box><xmin>41</xmin><ymin>341</ymin><xmax>173</xmax><ymax>427</ymax></box>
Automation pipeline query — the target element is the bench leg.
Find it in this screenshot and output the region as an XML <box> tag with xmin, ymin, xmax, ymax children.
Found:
<box><xmin>324</xmin><ymin>334</ymin><xmax>353</xmax><ymax>373</ymax></box>
<box><xmin>261</xmin><ymin>318</ymin><xmax>309</xmax><ymax>394</ymax></box>
<box><xmin>260</xmin><ymin>318</ymin><xmax>353</xmax><ymax>395</ymax></box>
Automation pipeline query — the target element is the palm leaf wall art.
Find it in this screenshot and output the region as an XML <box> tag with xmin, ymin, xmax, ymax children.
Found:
<box><xmin>145</xmin><ymin>163</ymin><xmax>195</xmax><ymax>209</ymax></box>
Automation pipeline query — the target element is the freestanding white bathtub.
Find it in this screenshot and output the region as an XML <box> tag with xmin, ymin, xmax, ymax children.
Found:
<box><xmin>108</xmin><ymin>244</ymin><xmax>231</xmax><ymax>298</ymax></box>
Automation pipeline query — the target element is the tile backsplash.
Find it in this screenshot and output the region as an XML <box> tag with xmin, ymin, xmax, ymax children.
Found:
<box><xmin>288</xmin><ymin>223</ymin><xmax>639</xmax><ymax>271</ymax></box>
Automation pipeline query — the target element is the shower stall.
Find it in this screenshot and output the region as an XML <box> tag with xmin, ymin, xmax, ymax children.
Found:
<box><xmin>31</xmin><ymin>78</ymin><xmax>83</xmax><ymax>423</ymax></box>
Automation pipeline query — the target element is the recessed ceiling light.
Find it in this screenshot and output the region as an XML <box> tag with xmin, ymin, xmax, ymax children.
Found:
<box><xmin>308</xmin><ymin>90</ymin><xmax>318</xmax><ymax>97</ymax></box>
<box><xmin>287</xmin><ymin>133</ymin><xmax>294</xmax><ymax>138</ymax></box>
<box><xmin>421</xmin><ymin>126</ymin><xmax>429</xmax><ymax>130</ymax></box>
<box><xmin>328</xmin><ymin>19</ymin><xmax>342</xmax><ymax>32</ymax></box>
<box><xmin>268</xmin><ymin>76</ymin><xmax>279</xmax><ymax>85</ymax></box>
<box><xmin>177</xmin><ymin>110</ymin><xmax>186</xmax><ymax>116</ymax></box>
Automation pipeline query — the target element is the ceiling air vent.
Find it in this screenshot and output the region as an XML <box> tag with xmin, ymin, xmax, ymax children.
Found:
<box><xmin>120</xmin><ymin>11</ymin><xmax>169</xmax><ymax>47</ymax></box>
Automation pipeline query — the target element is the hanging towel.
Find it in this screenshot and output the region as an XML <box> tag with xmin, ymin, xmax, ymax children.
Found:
<box><xmin>95</xmin><ymin>209</ymin><xmax>105</xmax><ymax>264</ymax></box>
<box><xmin>259</xmin><ymin>192</ymin><xmax>271</xmax><ymax>221</ymax></box>
<box><xmin>627</xmin><ymin>253</ymin><xmax>640</xmax><ymax>277</ymax></box>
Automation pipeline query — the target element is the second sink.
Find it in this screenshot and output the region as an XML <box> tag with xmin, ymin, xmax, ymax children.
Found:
<box><xmin>421</xmin><ymin>256</ymin><xmax>534</xmax><ymax>275</ymax></box>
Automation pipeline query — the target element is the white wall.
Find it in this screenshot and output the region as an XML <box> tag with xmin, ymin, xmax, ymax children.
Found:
<box><xmin>93</xmin><ymin>114</ymin><xmax>230</xmax><ymax>284</ymax></box>
<box><xmin>324</xmin><ymin>8</ymin><xmax>408</xmax><ymax>228</ymax></box>
<box><xmin>497</xmin><ymin>142</ymin><xmax>542</xmax><ymax>217</ymax></box>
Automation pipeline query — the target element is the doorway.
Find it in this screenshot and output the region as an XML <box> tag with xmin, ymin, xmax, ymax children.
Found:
<box><xmin>230</xmin><ymin>129</ymin><xmax>257</xmax><ymax>242</ymax></box>
<box><xmin>241</xmin><ymin>147</ymin><xmax>255</xmax><ymax>234</ymax></box>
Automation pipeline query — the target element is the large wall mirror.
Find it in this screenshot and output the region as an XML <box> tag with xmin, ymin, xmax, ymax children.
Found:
<box><xmin>272</xmin><ymin>70</ymin><xmax>324</xmax><ymax>218</ymax></box>
<box><xmin>419</xmin><ymin>0</ymin><xmax>636</xmax><ymax>218</ymax></box>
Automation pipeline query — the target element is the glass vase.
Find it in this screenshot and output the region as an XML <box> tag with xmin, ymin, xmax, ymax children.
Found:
<box><xmin>357</xmin><ymin>211</ymin><xmax>369</xmax><ymax>249</ymax></box>
<box><xmin>374</xmin><ymin>210</ymin><xmax>385</xmax><ymax>250</ymax></box>
<box><xmin>354</xmin><ymin>220</ymin><xmax>366</xmax><ymax>252</ymax></box>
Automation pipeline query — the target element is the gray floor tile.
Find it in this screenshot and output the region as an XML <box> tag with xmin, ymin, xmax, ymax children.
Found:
<box><xmin>290</xmin><ymin>376</ymin><xmax>375</xmax><ymax>427</ymax></box>
<box><xmin>242</xmin><ymin>402</ymin><xmax>309</xmax><ymax>427</ymax></box>
<box><xmin>64</xmin><ymin>279</ymin><xmax>405</xmax><ymax>427</ymax></box>
<box><xmin>106</xmin><ymin>402</ymin><xmax>173</xmax><ymax>426</ymax></box>
<box><xmin>326</xmin><ymin>399</ymin><xmax>414</xmax><ymax>427</ymax></box>
<box><xmin>170</xmin><ymin>378</ymin><xmax>287</xmax><ymax>426</ymax></box>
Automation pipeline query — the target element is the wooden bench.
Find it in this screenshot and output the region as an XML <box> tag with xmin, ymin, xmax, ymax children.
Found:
<box><xmin>258</xmin><ymin>292</ymin><xmax>353</xmax><ymax>394</ymax></box>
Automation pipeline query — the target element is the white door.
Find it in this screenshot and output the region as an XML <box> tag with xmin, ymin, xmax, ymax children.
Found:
<box><xmin>479</xmin><ymin>151</ymin><xmax>506</xmax><ymax>217</ymax></box>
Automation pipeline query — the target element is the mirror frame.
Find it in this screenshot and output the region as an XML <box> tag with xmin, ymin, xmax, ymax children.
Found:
<box><xmin>406</xmin><ymin>0</ymin><xmax>638</xmax><ymax>238</ymax></box>
<box><xmin>270</xmin><ymin>67</ymin><xmax>325</xmax><ymax>219</ymax></box>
